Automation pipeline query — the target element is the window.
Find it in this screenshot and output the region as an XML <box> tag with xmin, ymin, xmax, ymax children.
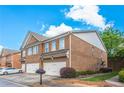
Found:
<box><xmin>33</xmin><ymin>45</ymin><xmax>38</xmax><ymax>54</ymax></box>
<box><xmin>59</xmin><ymin>37</ymin><xmax>65</xmax><ymax>49</ymax></box>
<box><xmin>22</xmin><ymin>50</ymin><xmax>26</xmax><ymax>57</ymax></box>
<box><xmin>51</xmin><ymin>40</ymin><xmax>56</xmax><ymax>51</ymax></box>
<box><xmin>45</xmin><ymin>42</ymin><xmax>49</xmax><ymax>52</ymax></box>
<box><xmin>27</xmin><ymin>48</ymin><xmax>32</xmax><ymax>56</ymax></box>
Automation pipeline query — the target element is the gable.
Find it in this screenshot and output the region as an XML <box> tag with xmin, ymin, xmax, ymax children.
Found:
<box><xmin>73</xmin><ymin>32</ymin><xmax>106</xmax><ymax>52</ymax></box>
<box><xmin>26</xmin><ymin>36</ymin><xmax>39</xmax><ymax>46</ymax></box>
<box><xmin>20</xmin><ymin>32</ymin><xmax>40</xmax><ymax>50</ymax></box>
<box><xmin>0</xmin><ymin>49</ymin><xmax>9</xmax><ymax>56</ymax></box>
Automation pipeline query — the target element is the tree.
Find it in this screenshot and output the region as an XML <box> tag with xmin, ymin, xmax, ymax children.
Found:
<box><xmin>100</xmin><ymin>27</ymin><xmax>124</xmax><ymax>57</ymax></box>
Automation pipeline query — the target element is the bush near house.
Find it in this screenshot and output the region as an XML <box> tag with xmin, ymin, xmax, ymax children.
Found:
<box><xmin>60</xmin><ymin>67</ymin><xmax>76</xmax><ymax>78</ymax></box>
<box><xmin>99</xmin><ymin>68</ymin><xmax>112</xmax><ymax>73</ymax></box>
<box><xmin>76</xmin><ymin>70</ymin><xmax>97</xmax><ymax>76</ymax></box>
<box><xmin>118</xmin><ymin>69</ymin><xmax>124</xmax><ymax>82</ymax></box>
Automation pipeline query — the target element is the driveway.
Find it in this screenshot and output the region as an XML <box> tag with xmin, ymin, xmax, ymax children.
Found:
<box><xmin>0</xmin><ymin>73</ymin><xmax>89</xmax><ymax>87</ymax></box>
<box><xmin>0</xmin><ymin>73</ymin><xmax>113</xmax><ymax>87</ymax></box>
<box><xmin>0</xmin><ymin>73</ymin><xmax>58</xmax><ymax>86</ymax></box>
<box><xmin>0</xmin><ymin>78</ymin><xmax>26</xmax><ymax>87</ymax></box>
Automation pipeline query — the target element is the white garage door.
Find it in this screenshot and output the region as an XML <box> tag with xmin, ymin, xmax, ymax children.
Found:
<box><xmin>26</xmin><ymin>63</ymin><xmax>39</xmax><ymax>73</ymax></box>
<box><xmin>22</xmin><ymin>64</ymin><xmax>26</xmax><ymax>72</ymax></box>
<box><xmin>44</xmin><ymin>62</ymin><xmax>66</xmax><ymax>76</ymax></box>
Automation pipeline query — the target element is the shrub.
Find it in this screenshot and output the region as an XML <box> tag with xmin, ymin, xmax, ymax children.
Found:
<box><xmin>121</xmin><ymin>68</ymin><xmax>124</xmax><ymax>71</ymax></box>
<box><xmin>76</xmin><ymin>70</ymin><xmax>97</xmax><ymax>76</ymax></box>
<box><xmin>60</xmin><ymin>67</ymin><xmax>76</xmax><ymax>78</ymax></box>
<box><xmin>119</xmin><ymin>70</ymin><xmax>124</xmax><ymax>82</ymax></box>
<box><xmin>99</xmin><ymin>68</ymin><xmax>112</xmax><ymax>73</ymax></box>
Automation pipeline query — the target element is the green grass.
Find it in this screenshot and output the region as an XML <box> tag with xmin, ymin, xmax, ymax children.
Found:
<box><xmin>81</xmin><ymin>72</ymin><xmax>118</xmax><ymax>82</ymax></box>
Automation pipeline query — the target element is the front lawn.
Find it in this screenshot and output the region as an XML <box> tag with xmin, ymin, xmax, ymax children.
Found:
<box><xmin>81</xmin><ymin>72</ymin><xmax>118</xmax><ymax>82</ymax></box>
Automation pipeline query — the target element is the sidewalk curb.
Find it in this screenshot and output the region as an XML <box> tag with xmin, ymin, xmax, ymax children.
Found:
<box><xmin>105</xmin><ymin>80</ymin><xmax>124</xmax><ymax>87</ymax></box>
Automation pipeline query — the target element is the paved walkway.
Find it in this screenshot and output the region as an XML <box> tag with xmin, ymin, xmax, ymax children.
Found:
<box><xmin>106</xmin><ymin>76</ymin><xmax>124</xmax><ymax>87</ymax></box>
<box><xmin>0</xmin><ymin>78</ymin><xmax>27</xmax><ymax>87</ymax></box>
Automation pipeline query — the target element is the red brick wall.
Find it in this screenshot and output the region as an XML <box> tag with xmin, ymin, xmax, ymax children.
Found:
<box><xmin>70</xmin><ymin>34</ymin><xmax>107</xmax><ymax>71</ymax></box>
<box><xmin>27</xmin><ymin>36</ymin><xmax>38</xmax><ymax>45</ymax></box>
<box><xmin>42</xmin><ymin>35</ymin><xmax>69</xmax><ymax>53</ymax></box>
<box><xmin>25</xmin><ymin>44</ymin><xmax>41</xmax><ymax>64</ymax></box>
<box><xmin>0</xmin><ymin>56</ymin><xmax>6</xmax><ymax>67</ymax></box>
<box><xmin>12</xmin><ymin>53</ymin><xmax>22</xmax><ymax>69</ymax></box>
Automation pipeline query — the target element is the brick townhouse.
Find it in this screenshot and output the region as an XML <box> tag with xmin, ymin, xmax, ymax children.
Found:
<box><xmin>0</xmin><ymin>48</ymin><xmax>21</xmax><ymax>68</ymax></box>
<box><xmin>20</xmin><ymin>31</ymin><xmax>107</xmax><ymax>76</ymax></box>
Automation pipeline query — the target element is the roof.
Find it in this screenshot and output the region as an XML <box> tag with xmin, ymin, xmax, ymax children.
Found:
<box><xmin>20</xmin><ymin>30</ymin><xmax>107</xmax><ymax>52</ymax></box>
<box><xmin>0</xmin><ymin>48</ymin><xmax>20</xmax><ymax>57</ymax></box>
<box><xmin>72</xmin><ymin>30</ymin><xmax>107</xmax><ymax>52</ymax></box>
<box><xmin>42</xmin><ymin>30</ymin><xmax>97</xmax><ymax>42</ymax></box>
<box><xmin>41</xmin><ymin>49</ymin><xmax>69</xmax><ymax>56</ymax></box>
<box><xmin>20</xmin><ymin>31</ymin><xmax>48</xmax><ymax>49</ymax></box>
<box><xmin>42</xmin><ymin>30</ymin><xmax>104</xmax><ymax>43</ymax></box>
<box><xmin>72</xmin><ymin>30</ymin><xmax>97</xmax><ymax>33</ymax></box>
<box><xmin>30</xmin><ymin>32</ymin><xmax>48</xmax><ymax>41</ymax></box>
<box><xmin>41</xmin><ymin>49</ymin><xmax>69</xmax><ymax>59</ymax></box>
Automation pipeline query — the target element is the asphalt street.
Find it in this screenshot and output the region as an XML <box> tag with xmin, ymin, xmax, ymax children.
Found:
<box><xmin>0</xmin><ymin>78</ymin><xmax>26</xmax><ymax>87</ymax></box>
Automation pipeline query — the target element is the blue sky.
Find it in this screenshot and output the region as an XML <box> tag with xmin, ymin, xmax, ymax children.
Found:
<box><xmin>0</xmin><ymin>5</ymin><xmax>124</xmax><ymax>50</ymax></box>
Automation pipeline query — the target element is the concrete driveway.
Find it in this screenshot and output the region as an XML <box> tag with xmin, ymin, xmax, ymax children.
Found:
<box><xmin>0</xmin><ymin>73</ymin><xmax>58</xmax><ymax>86</ymax></box>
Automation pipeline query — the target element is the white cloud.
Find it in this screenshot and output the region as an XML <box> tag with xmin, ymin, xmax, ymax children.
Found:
<box><xmin>44</xmin><ymin>23</ymin><xmax>73</xmax><ymax>37</ymax></box>
<box><xmin>105</xmin><ymin>22</ymin><xmax>114</xmax><ymax>28</ymax></box>
<box><xmin>65</xmin><ymin>5</ymin><xmax>109</xmax><ymax>30</ymax></box>
<box><xmin>40</xmin><ymin>24</ymin><xmax>46</xmax><ymax>31</ymax></box>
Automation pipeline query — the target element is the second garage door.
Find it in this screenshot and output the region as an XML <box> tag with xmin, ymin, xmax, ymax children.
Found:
<box><xmin>44</xmin><ymin>62</ymin><xmax>66</xmax><ymax>76</ymax></box>
<box><xmin>26</xmin><ymin>63</ymin><xmax>39</xmax><ymax>73</ymax></box>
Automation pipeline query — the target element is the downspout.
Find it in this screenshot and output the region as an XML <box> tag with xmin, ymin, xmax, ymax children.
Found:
<box><xmin>69</xmin><ymin>34</ymin><xmax>72</xmax><ymax>67</ymax></box>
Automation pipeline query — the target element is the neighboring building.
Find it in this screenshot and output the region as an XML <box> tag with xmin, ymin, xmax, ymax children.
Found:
<box><xmin>0</xmin><ymin>48</ymin><xmax>21</xmax><ymax>68</ymax></box>
<box><xmin>20</xmin><ymin>31</ymin><xmax>107</xmax><ymax>76</ymax></box>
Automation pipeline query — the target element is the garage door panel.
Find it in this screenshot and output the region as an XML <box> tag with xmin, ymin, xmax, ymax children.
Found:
<box><xmin>44</xmin><ymin>62</ymin><xmax>66</xmax><ymax>76</ymax></box>
<box><xmin>26</xmin><ymin>63</ymin><xmax>39</xmax><ymax>73</ymax></box>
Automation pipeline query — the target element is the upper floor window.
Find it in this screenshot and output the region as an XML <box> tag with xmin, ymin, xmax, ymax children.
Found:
<box><xmin>51</xmin><ymin>40</ymin><xmax>56</xmax><ymax>51</ymax></box>
<box><xmin>22</xmin><ymin>50</ymin><xmax>26</xmax><ymax>57</ymax></box>
<box><xmin>27</xmin><ymin>48</ymin><xmax>32</xmax><ymax>56</ymax></box>
<box><xmin>59</xmin><ymin>37</ymin><xmax>65</xmax><ymax>49</ymax></box>
<box><xmin>33</xmin><ymin>45</ymin><xmax>38</xmax><ymax>54</ymax></box>
<box><xmin>45</xmin><ymin>42</ymin><xmax>49</xmax><ymax>52</ymax></box>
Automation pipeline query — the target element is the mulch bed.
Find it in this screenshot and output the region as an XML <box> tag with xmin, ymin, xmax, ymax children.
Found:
<box><xmin>50</xmin><ymin>78</ymin><xmax>113</xmax><ymax>87</ymax></box>
<box><xmin>29</xmin><ymin>78</ymin><xmax>114</xmax><ymax>87</ymax></box>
